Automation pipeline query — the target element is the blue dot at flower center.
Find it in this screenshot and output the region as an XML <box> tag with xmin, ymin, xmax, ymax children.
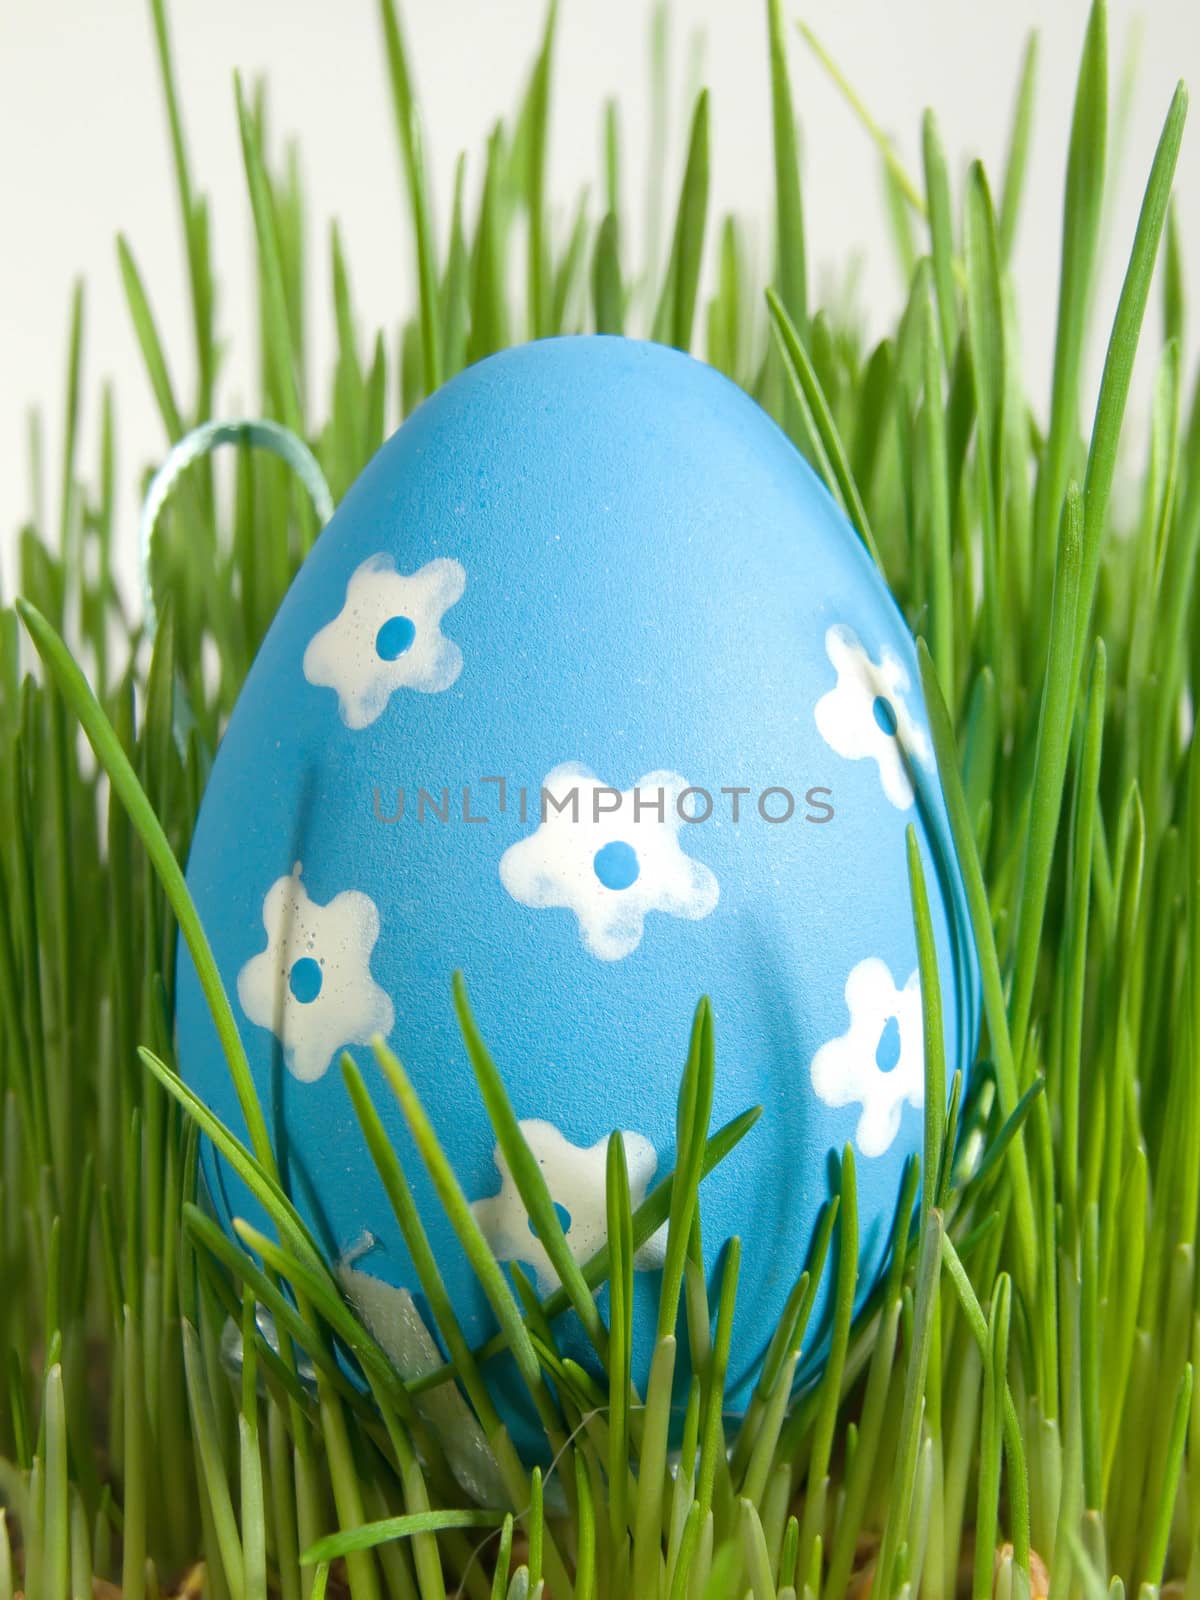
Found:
<box><xmin>593</xmin><ymin>840</ymin><xmax>640</xmax><ymax>891</ymax></box>
<box><xmin>289</xmin><ymin>957</ymin><xmax>323</xmax><ymax>1004</ymax></box>
<box><xmin>376</xmin><ymin>614</ymin><xmax>416</xmax><ymax>661</ymax></box>
<box><xmin>872</xmin><ymin>695</ymin><xmax>898</xmax><ymax>736</ymax></box>
<box><xmin>876</xmin><ymin>1015</ymin><xmax>901</xmax><ymax>1074</ymax></box>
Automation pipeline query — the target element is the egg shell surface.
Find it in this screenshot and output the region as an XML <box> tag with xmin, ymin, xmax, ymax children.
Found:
<box><xmin>176</xmin><ymin>334</ymin><xmax>979</xmax><ymax>1444</ymax></box>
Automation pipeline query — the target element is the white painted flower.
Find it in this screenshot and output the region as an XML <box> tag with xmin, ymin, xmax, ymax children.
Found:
<box><xmin>303</xmin><ymin>553</ymin><xmax>466</xmax><ymax>729</ymax></box>
<box><xmin>237</xmin><ymin>863</ymin><xmax>394</xmax><ymax>1083</ymax></box>
<box><xmin>814</xmin><ymin>623</ymin><xmax>932</xmax><ymax>809</ymax></box>
<box><xmin>499</xmin><ymin>763</ymin><xmax>719</xmax><ymax>961</ymax></box>
<box><xmin>471</xmin><ymin>1119</ymin><xmax>668</xmax><ymax>1295</ymax></box>
<box><xmin>810</xmin><ymin>957</ymin><xmax>924</xmax><ymax>1158</ymax></box>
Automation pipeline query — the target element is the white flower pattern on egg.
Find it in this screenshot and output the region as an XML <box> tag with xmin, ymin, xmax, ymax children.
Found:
<box><xmin>471</xmin><ymin>1119</ymin><xmax>668</xmax><ymax>1295</ymax></box>
<box><xmin>809</xmin><ymin>957</ymin><xmax>924</xmax><ymax>1158</ymax></box>
<box><xmin>237</xmin><ymin>863</ymin><xmax>394</xmax><ymax>1083</ymax></box>
<box><xmin>814</xmin><ymin>623</ymin><xmax>932</xmax><ymax>809</ymax></box>
<box><xmin>499</xmin><ymin>762</ymin><xmax>719</xmax><ymax>960</ymax></box>
<box><xmin>303</xmin><ymin>553</ymin><xmax>466</xmax><ymax>729</ymax></box>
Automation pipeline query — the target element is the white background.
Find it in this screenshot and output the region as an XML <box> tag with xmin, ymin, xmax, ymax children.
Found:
<box><xmin>1</xmin><ymin>0</ymin><xmax>1198</xmax><ymax>600</ymax></box>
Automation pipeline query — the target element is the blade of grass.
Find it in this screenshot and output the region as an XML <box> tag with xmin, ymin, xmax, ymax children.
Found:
<box><xmin>606</xmin><ymin>1130</ymin><xmax>634</xmax><ymax>1546</ymax></box>
<box><xmin>117</xmin><ymin>237</ymin><xmax>185</xmax><ymax>442</ymax></box>
<box><xmin>998</xmin><ymin>32</ymin><xmax>1040</xmax><ymax>261</ymax></box>
<box><xmin>917</xmin><ymin>640</ymin><xmax>1039</xmax><ymax>1291</ymax></box>
<box><xmin>1073</xmin><ymin>78</ymin><xmax>1188</xmax><ymax>689</ymax></box>
<box><xmin>795</xmin><ymin>22</ymin><xmax>926</xmax><ymax>217</ymax></box>
<box><xmin>1033</xmin><ymin>0</ymin><xmax>1107</xmax><ymax>578</ymax></box>
<box><xmin>652</xmin><ymin>89</ymin><xmax>711</xmax><ymax>351</ymax></box>
<box><xmin>452</xmin><ymin>973</ymin><xmax>608</xmax><ymax>1360</ymax></box>
<box><xmin>921</xmin><ymin>110</ymin><xmax>958</xmax><ymax>361</ymax></box>
<box><xmin>147</xmin><ymin>0</ymin><xmax>214</xmax><ymax>410</ymax></box>
<box><xmin>767</xmin><ymin>0</ymin><xmax>807</xmax><ymax>334</ymax></box>
<box><xmin>369</xmin><ymin>1039</ymin><xmax>568</xmax><ymax>1466</ymax></box>
<box><xmin>15</xmin><ymin>600</ymin><xmax>272</xmax><ymax>1171</ymax></box>
<box><xmin>412</xmin><ymin>1103</ymin><xmax>761</xmax><ymax>1392</ymax></box>
<box><xmin>657</xmin><ymin>998</ymin><xmax>715</xmax><ymax>1343</ymax></box>
<box><xmin>234</xmin><ymin>74</ymin><xmax>304</xmax><ymax>439</ymax></box>
<box><xmin>1009</xmin><ymin>483</ymin><xmax>1084</xmax><ymax>1062</ymax></box>
<box><xmin>767</xmin><ymin>289</ymin><xmax>882</xmax><ymax>569</ymax></box>
<box><xmin>378</xmin><ymin>0</ymin><xmax>443</xmax><ymax>396</ymax></box>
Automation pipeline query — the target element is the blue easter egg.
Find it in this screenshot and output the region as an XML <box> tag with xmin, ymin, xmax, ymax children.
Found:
<box><xmin>176</xmin><ymin>335</ymin><xmax>979</xmax><ymax>1452</ymax></box>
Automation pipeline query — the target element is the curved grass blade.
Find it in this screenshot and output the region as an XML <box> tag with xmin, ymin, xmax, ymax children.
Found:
<box><xmin>147</xmin><ymin>0</ymin><xmax>214</xmax><ymax>409</ymax></box>
<box><xmin>137</xmin><ymin>1046</ymin><xmax>317</xmax><ymax>1270</ymax></box>
<box><xmin>606</xmin><ymin>1130</ymin><xmax>634</xmax><ymax>1546</ymax></box>
<box><xmin>182</xmin><ymin>1317</ymin><xmax>245</xmax><ymax>1599</ymax></box>
<box><xmin>795</xmin><ymin>22</ymin><xmax>925</xmax><ymax>216</ymax></box>
<box><xmin>917</xmin><ymin>263</ymin><xmax>955</xmax><ymax>704</ymax></box>
<box><xmin>941</xmin><ymin>1232</ymin><xmax>1031</xmax><ymax>1573</ymax></box>
<box><xmin>972</xmin><ymin>1273</ymin><xmax>1012</xmax><ymax>1600</ymax></box>
<box><xmin>966</xmin><ymin>1075</ymin><xmax>1047</xmax><ymax>1199</ymax></box>
<box><xmin>368</xmin><ymin>1039</ymin><xmax>561</xmax><ymax>1437</ymax></box>
<box><xmin>799</xmin><ymin>1147</ymin><xmax>857</xmax><ymax>1582</ymax></box>
<box><xmin>1034</xmin><ymin>0</ymin><xmax>1107</xmax><ymax>571</ymax></box>
<box><xmin>873</xmin><ymin>1206</ymin><xmax>944</xmax><ymax>1599</ymax></box>
<box><xmin>519</xmin><ymin>1</ymin><xmax>557</xmax><ymax>340</ymax></box>
<box><xmin>234</xmin><ymin>74</ymin><xmax>304</xmax><ymax>439</ymax></box>
<box><xmin>230</xmin><ymin>1220</ymin><xmax>430</xmax><ymax>1441</ymax></box>
<box><xmin>921</xmin><ymin>110</ymin><xmax>958</xmax><ymax>361</ymax></box>
<box><xmin>917</xmin><ymin>639</ymin><xmax>1039</xmax><ymax>1293</ymax></box>
<box><xmin>411</xmin><ymin>1103</ymin><xmax>760</xmax><ymax>1392</ymax></box>
<box><xmin>908</xmin><ymin>825</ymin><xmax>946</xmax><ymax>1218</ymax></box>
<box><xmin>469</xmin><ymin>125</ymin><xmax>511</xmax><ymax>364</ymax></box>
<box><xmin>998</xmin><ymin>32</ymin><xmax>1039</xmax><ymax>261</ymax></box>
<box><xmin>767</xmin><ymin>289</ymin><xmax>882</xmax><ymax>569</ymax></box>
<box><xmin>657</xmin><ymin>997</ymin><xmax>715</xmax><ymax>1343</ymax></box>
<box><xmin>1073</xmin><ymin>80</ymin><xmax>1188</xmax><ymax>688</ymax></box>
<box><xmin>1008</xmin><ymin>482</ymin><xmax>1084</xmax><ymax>1061</ymax></box>
<box><xmin>1140</xmin><ymin>1362</ymin><xmax>1192</xmax><ymax>1586</ymax></box>
<box><xmin>184</xmin><ymin>1206</ymin><xmax>359</xmax><ymax>1417</ymax></box>
<box><xmin>453</xmin><ymin>973</ymin><xmax>608</xmax><ymax>1360</ymax></box>
<box><xmin>15</xmin><ymin>599</ymin><xmax>272</xmax><ymax>1171</ymax></box>
<box><xmin>631</xmin><ymin>1334</ymin><xmax>677</xmax><ymax>1599</ymax></box>
<box><xmin>303</xmin><ymin>1510</ymin><xmax>504</xmax><ymax>1565</ymax></box>
<box><xmin>767</xmin><ymin>0</ymin><xmax>807</xmax><ymax>334</ymax></box>
<box><xmin>117</xmin><ymin>237</ymin><xmax>185</xmax><ymax>442</ymax></box>
<box><xmin>338</xmin><ymin>1054</ymin><xmax>549</xmax><ymax>1524</ymax></box>
<box><xmin>57</xmin><ymin>282</ymin><xmax>84</xmax><ymax>562</ymax></box>
<box><xmin>378</xmin><ymin>0</ymin><xmax>442</xmax><ymax>395</ymax></box>
<box><xmin>551</xmin><ymin>189</ymin><xmax>590</xmax><ymax>335</ymax></box>
<box><xmin>696</xmin><ymin>1238</ymin><xmax>739</xmax><ymax>1525</ymax></box>
<box><xmin>651</xmin><ymin>89</ymin><xmax>711</xmax><ymax>351</ymax></box>
<box><xmin>963</xmin><ymin>162</ymin><xmax>1006</xmax><ymax>680</ymax></box>
<box><xmin>592</xmin><ymin>212</ymin><xmax>624</xmax><ymax>334</ymax></box>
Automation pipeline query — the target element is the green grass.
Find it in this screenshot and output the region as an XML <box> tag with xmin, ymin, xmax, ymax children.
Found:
<box><xmin>0</xmin><ymin>0</ymin><xmax>1197</xmax><ymax>1594</ymax></box>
